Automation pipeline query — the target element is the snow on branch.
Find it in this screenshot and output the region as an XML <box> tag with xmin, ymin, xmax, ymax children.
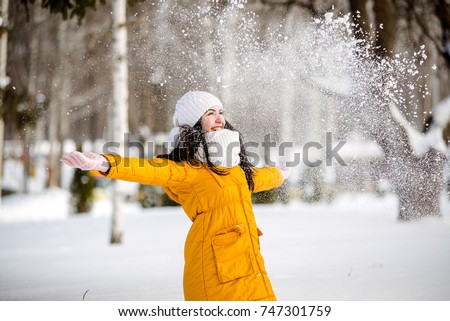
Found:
<box><xmin>431</xmin><ymin>95</ymin><xmax>450</xmax><ymax>129</ymax></box>
<box><xmin>390</xmin><ymin>95</ymin><xmax>450</xmax><ymax>156</ymax></box>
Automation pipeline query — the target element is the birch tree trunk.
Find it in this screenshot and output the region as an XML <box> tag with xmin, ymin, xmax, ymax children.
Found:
<box><xmin>47</xmin><ymin>20</ymin><xmax>69</xmax><ymax>188</ymax></box>
<box><xmin>110</xmin><ymin>0</ymin><xmax>129</xmax><ymax>244</ymax></box>
<box><xmin>23</xmin><ymin>2</ymin><xmax>41</xmax><ymax>194</ymax></box>
<box><xmin>0</xmin><ymin>0</ymin><xmax>9</xmax><ymax>204</ymax></box>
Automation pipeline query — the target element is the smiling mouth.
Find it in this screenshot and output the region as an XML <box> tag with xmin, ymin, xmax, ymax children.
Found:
<box><xmin>211</xmin><ymin>126</ymin><xmax>223</xmax><ymax>131</ymax></box>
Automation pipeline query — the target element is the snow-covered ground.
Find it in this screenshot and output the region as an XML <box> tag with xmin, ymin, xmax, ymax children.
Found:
<box><xmin>0</xmin><ymin>189</ymin><xmax>449</xmax><ymax>301</ymax></box>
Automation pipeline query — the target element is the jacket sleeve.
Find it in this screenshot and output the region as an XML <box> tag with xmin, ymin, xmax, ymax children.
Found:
<box><xmin>99</xmin><ymin>154</ymin><xmax>190</xmax><ymax>186</ymax></box>
<box><xmin>251</xmin><ymin>166</ymin><xmax>284</xmax><ymax>193</ymax></box>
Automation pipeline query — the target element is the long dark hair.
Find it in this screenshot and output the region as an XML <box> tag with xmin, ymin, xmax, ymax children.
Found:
<box><xmin>157</xmin><ymin>121</ymin><xmax>255</xmax><ymax>191</ymax></box>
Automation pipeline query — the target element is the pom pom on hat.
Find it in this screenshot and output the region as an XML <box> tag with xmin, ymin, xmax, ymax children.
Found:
<box><xmin>173</xmin><ymin>91</ymin><xmax>223</xmax><ymax>127</ymax></box>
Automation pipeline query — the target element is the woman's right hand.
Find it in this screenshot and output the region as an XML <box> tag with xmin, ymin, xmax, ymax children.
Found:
<box><xmin>60</xmin><ymin>151</ymin><xmax>110</xmax><ymax>173</ymax></box>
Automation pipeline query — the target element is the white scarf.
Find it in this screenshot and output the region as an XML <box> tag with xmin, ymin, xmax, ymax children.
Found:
<box><xmin>197</xmin><ymin>129</ymin><xmax>241</xmax><ymax>168</ymax></box>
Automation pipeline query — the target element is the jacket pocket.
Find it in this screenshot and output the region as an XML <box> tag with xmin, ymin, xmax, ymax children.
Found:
<box><xmin>211</xmin><ymin>224</ymin><xmax>254</xmax><ymax>283</ymax></box>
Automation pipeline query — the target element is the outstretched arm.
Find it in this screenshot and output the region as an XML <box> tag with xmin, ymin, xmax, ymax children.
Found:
<box><xmin>61</xmin><ymin>151</ymin><xmax>189</xmax><ymax>186</ymax></box>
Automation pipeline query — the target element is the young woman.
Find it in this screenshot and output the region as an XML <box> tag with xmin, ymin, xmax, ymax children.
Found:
<box><xmin>61</xmin><ymin>91</ymin><xmax>288</xmax><ymax>301</ymax></box>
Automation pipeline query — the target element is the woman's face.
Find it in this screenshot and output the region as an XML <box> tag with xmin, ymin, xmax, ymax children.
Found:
<box><xmin>201</xmin><ymin>105</ymin><xmax>225</xmax><ymax>132</ymax></box>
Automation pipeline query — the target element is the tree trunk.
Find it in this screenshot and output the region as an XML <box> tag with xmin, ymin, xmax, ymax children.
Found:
<box><xmin>349</xmin><ymin>0</ymin><xmax>371</xmax><ymax>42</ymax></box>
<box><xmin>110</xmin><ymin>0</ymin><xmax>129</xmax><ymax>244</ymax></box>
<box><xmin>47</xmin><ymin>20</ymin><xmax>69</xmax><ymax>188</ymax></box>
<box><xmin>0</xmin><ymin>0</ymin><xmax>9</xmax><ymax>203</ymax></box>
<box><xmin>432</xmin><ymin>0</ymin><xmax>450</xmax><ymax>68</ymax></box>
<box><xmin>23</xmin><ymin>2</ymin><xmax>41</xmax><ymax>194</ymax></box>
<box><xmin>373</xmin><ymin>0</ymin><xmax>396</xmax><ymax>57</ymax></box>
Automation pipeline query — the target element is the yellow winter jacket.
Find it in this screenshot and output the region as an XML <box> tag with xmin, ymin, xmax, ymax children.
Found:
<box><xmin>102</xmin><ymin>155</ymin><xmax>284</xmax><ymax>301</ymax></box>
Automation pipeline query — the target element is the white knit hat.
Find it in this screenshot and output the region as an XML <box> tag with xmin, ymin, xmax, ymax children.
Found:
<box><xmin>173</xmin><ymin>91</ymin><xmax>223</xmax><ymax>127</ymax></box>
<box><xmin>165</xmin><ymin>91</ymin><xmax>223</xmax><ymax>152</ymax></box>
